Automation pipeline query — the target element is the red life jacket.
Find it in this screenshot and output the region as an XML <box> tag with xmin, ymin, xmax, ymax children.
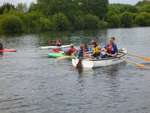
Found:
<box><xmin>106</xmin><ymin>44</ymin><xmax>113</xmax><ymax>54</ymax></box>
<box><xmin>66</xmin><ymin>48</ymin><xmax>77</xmax><ymax>55</ymax></box>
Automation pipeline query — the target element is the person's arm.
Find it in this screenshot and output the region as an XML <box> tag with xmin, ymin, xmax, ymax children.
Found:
<box><xmin>115</xmin><ymin>44</ymin><xmax>118</xmax><ymax>53</ymax></box>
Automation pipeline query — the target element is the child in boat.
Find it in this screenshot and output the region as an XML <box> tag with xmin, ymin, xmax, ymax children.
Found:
<box><xmin>92</xmin><ymin>42</ymin><xmax>101</xmax><ymax>58</ymax></box>
<box><xmin>100</xmin><ymin>48</ymin><xmax>107</xmax><ymax>58</ymax></box>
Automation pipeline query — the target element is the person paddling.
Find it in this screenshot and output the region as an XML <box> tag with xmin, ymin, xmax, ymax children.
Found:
<box><xmin>65</xmin><ymin>44</ymin><xmax>77</xmax><ymax>56</ymax></box>
<box><xmin>111</xmin><ymin>37</ymin><xmax>118</xmax><ymax>54</ymax></box>
<box><xmin>55</xmin><ymin>39</ymin><xmax>62</xmax><ymax>46</ymax></box>
<box><xmin>105</xmin><ymin>38</ymin><xmax>118</xmax><ymax>57</ymax></box>
<box><xmin>0</xmin><ymin>41</ymin><xmax>3</xmax><ymax>55</ymax></box>
<box><xmin>75</xmin><ymin>44</ymin><xmax>85</xmax><ymax>68</ymax></box>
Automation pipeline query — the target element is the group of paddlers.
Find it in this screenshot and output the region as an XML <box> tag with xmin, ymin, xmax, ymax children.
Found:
<box><xmin>76</xmin><ymin>37</ymin><xmax>118</xmax><ymax>59</ymax></box>
<box><xmin>50</xmin><ymin>37</ymin><xmax>118</xmax><ymax>59</ymax></box>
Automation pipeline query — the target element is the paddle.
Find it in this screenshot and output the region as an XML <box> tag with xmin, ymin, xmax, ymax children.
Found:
<box><xmin>57</xmin><ymin>55</ymin><xmax>75</xmax><ymax>61</ymax></box>
<box><xmin>76</xmin><ymin>59</ymin><xmax>82</xmax><ymax>69</ymax></box>
<box><xmin>126</xmin><ymin>60</ymin><xmax>147</xmax><ymax>69</ymax></box>
<box><xmin>127</xmin><ymin>53</ymin><xmax>150</xmax><ymax>62</ymax></box>
<box><xmin>40</xmin><ymin>45</ymin><xmax>71</xmax><ymax>49</ymax></box>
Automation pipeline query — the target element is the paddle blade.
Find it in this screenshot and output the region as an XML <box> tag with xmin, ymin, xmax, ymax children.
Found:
<box><xmin>136</xmin><ymin>64</ymin><xmax>145</xmax><ymax>68</ymax></box>
<box><xmin>143</xmin><ymin>58</ymin><xmax>150</xmax><ymax>62</ymax></box>
<box><xmin>57</xmin><ymin>56</ymin><xmax>74</xmax><ymax>61</ymax></box>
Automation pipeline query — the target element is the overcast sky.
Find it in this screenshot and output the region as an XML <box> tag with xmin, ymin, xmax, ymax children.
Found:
<box><xmin>0</xmin><ymin>0</ymin><xmax>142</xmax><ymax>6</ymax></box>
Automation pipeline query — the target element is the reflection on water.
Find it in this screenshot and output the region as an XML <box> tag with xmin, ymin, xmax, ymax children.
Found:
<box><xmin>37</xmin><ymin>30</ymin><xmax>108</xmax><ymax>47</ymax></box>
<box><xmin>0</xmin><ymin>27</ymin><xmax>150</xmax><ymax>113</ymax></box>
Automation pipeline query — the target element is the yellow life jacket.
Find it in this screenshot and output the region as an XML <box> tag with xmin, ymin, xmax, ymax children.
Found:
<box><xmin>92</xmin><ymin>46</ymin><xmax>100</xmax><ymax>54</ymax></box>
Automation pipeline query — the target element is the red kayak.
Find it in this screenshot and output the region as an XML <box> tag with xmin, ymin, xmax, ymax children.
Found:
<box><xmin>0</xmin><ymin>49</ymin><xmax>17</xmax><ymax>52</ymax></box>
<box><xmin>50</xmin><ymin>48</ymin><xmax>62</xmax><ymax>53</ymax></box>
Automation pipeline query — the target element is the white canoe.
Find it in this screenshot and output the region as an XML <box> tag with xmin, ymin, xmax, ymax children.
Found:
<box><xmin>72</xmin><ymin>49</ymin><xmax>127</xmax><ymax>69</ymax></box>
<box><xmin>40</xmin><ymin>45</ymin><xmax>71</xmax><ymax>49</ymax></box>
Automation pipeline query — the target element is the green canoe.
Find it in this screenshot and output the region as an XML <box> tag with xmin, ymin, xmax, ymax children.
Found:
<box><xmin>48</xmin><ymin>53</ymin><xmax>65</xmax><ymax>58</ymax></box>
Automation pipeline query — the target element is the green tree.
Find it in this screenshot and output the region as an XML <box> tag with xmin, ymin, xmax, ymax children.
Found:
<box><xmin>108</xmin><ymin>4</ymin><xmax>138</xmax><ymax>14</ymax></box>
<box><xmin>0</xmin><ymin>3</ymin><xmax>15</xmax><ymax>14</ymax></box>
<box><xmin>29</xmin><ymin>3</ymin><xmax>41</xmax><ymax>12</ymax></box>
<box><xmin>138</xmin><ymin>5</ymin><xmax>150</xmax><ymax>13</ymax></box>
<box><xmin>22</xmin><ymin>11</ymin><xmax>44</xmax><ymax>32</ymax></box>
<box><xmin>16</xmin><ymin>3</ymin><xmax>28</xmax><ymax>13</ymax></box>
<box><xmin>37</xmin><ymin>0</ymin><xmax>108</xmax><ymax>19</ymax></box>
<box><xmin>98</xmin><ymin>20</ymin><xmax>108</xmax><ymax>28</ymax></box>
<box><xmin>0</xmin><ymin>15</ymin><xmax>23</xmax><ymax>34</ymax></box>
<box><xmin>136</xmin><ymin>1</ymin><xmax>150</xmax><ymax>12</ymax></box>
<box><xmin>107</xmin><ymin>14</ymin><xmax>121</xmax><ymax>28</ymax></box>
<box><xmin>38</xmin><ymin>17</ymin><xmax>54</xmax><ymax>31</ymax></box>
<box><xmin>37</xmin><ymin>0</ymin><xmax>75</xmax><ymax>16</ymax></box>
<box><xmin>121</xmin><ymin>12</ymin><xmax>134</xmax><ymax>27</ymax></box>
<box><xmin>52</xmin><ymin>13</ymin><xmax>70</xmax><ymax>31</ymax></box>
<box><xmin>79</xmin><ymin>0</ymin><xmax>108</xmax><ymax>19</ymax></box>
<box><xmin>135</xmin><ymin>12</ymin><xmax>150</xmax><ymax>26</ymax></box>
<box><xmin>83</xmin><ymin>14</ymin><xmax>100</xmax><ymax>29</ymax></box>
<box><xmin>73</xmin><ymin>15</ymin><xmax>85</xmax><ymax>30</ymax></box>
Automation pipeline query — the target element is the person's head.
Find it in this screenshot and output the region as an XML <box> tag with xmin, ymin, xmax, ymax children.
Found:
<box><xmin>84</xmin><ymin>43</ymin><xmax>88</xmax><ymax>48</ymax></box>
<box><xmin>80</xmin><ymin>44</ymin><xmax>84</xmax><ymax>50</ymax></box>
<box><xmin>91</xmin><ymin>39</ymin><xmax>96</xmax><ymax>45</ymax></box>
<box><xmin>70</xmin><ymin>43</ymin><xmax>74</xmax><ymax>48</ymax></box>
<box><xmin>108</xmin><ymin>39</ymin><xmax>113</xmax><ymax>45</ymax></box>
<box><xmin>92</xmin><ymin>42</ymin><xmax>98</xmax><ymax>47</ymax></box>
<box><xmin>111</xmin><ymin>37</ymin><xmax>116</xmax><ymax>42</ymax></box>
<box><xmin>56</xmin><ymin>39</ymin><xmax>61</xmax><ymax>42</ymax></box>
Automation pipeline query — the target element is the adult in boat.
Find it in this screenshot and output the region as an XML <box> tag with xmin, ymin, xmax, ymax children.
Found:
<box><xmin>77</xmin><ymin>44</ymin><xmax>90</xmax><ymax>59</ymax></box>
<box><xmin>111</xmin><ymin>37</ymin><xmax>118</xmax><ymax>51</ymax></box>
<box><xmin>65</xmin><ymin>44</ymin><xmax>77</xmax><ymax>56</ymax></box>
<box><xmin>76</xmin><ymin>44</ymin><xmax>85</xmax><ymax>68</ymax></box>
<box><xmin>0</xmin><ymin>41</ymin><xmax>3</xmax><ymax>55</ymax></box>
<box><xmin>92</xmin><ymin>42</ymin><xmax>101</xmax><ymax>58</ymax></box>
<box><xmin>55</xmin><ymin>39</ymin><xmax>62</xmax><ymax>46</ymax></box>
<box><xmin>49</xmin><ymin>39</ymin><xmax>62</xmax><ymax>53</ymax></box>
<box><xmin>83</xmin><ymin>43</ymin><xmax>91</xmax><ymax>58</ymax></box>
<box><xmin>105</xmin><ymin>38</ymin><xmax>118</xmax><ymax>57</ymax></box>
<box><xmin>76</xmin><ymin>43</ymin><xmax>91</xmax><ymax>59</ymax></box>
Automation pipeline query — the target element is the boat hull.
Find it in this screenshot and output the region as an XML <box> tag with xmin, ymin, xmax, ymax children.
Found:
<box><xmin>72</xmin><ymin>53</ymin><xmax>126</xmax><ymax>69</ymax></box>
<box><xmin>0</xmin><ymin>49</ymin><xmax>17</xmax><ymax>52</ymax></box>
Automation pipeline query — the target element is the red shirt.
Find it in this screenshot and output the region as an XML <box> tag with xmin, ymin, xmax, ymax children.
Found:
<box><xmin>66</xmin><ymin>48</ymin><xmax>77</xmax><ymax>55</ymax></box>
<box><xmin>106</xmin><ymin>44</ymin><xmax>113</xmax><ymax>54</ymax></box>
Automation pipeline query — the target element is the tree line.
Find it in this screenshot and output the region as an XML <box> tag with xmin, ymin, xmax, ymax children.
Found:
<box><xmin>0</xmin><ymin>0</ymin><xmax>149</xmax><ymax>34</ymax></box>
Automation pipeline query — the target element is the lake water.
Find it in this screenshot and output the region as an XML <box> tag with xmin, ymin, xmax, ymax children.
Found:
<box><xmin>0</xmin><ymin>27</ymin><xmax>150</xmax><ymax>113</ymax></box>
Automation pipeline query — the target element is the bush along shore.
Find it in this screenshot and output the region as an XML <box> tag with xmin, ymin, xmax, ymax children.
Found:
<box><xmin>0</xmin><ymin>0</ymin><xmax>149</xmax><ymax>34</ymax></box>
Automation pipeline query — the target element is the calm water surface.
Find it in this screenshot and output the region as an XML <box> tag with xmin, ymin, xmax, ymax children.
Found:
<box><xmin>0</xmin><ymin>27</ymin><xmax>150</xmax><ymax>113</ymax></box>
